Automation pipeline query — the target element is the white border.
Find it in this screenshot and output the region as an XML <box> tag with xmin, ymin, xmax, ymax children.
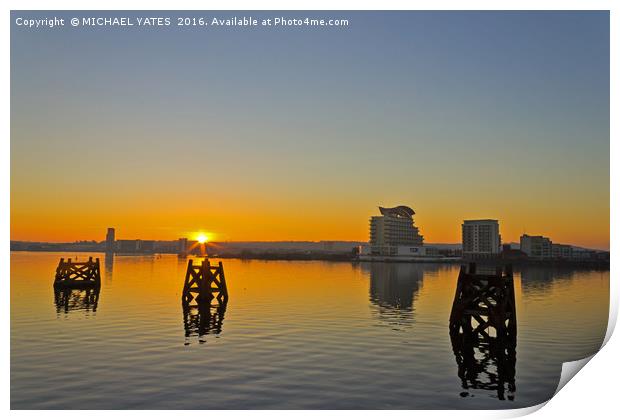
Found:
<box><xmin>3</xmin><ymin>1</ymin><xmax>617</xmax><ymax>419</ymax></box>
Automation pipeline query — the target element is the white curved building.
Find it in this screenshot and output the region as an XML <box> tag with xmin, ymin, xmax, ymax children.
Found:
<box><xmin>359</xmin><ymin>206</ymin><xmax>444</xmax><ymax>261</ymax></box>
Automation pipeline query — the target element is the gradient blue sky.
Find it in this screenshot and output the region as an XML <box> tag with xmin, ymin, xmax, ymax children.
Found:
<box><xmin>11</xmin><ymin>11</ymin><xmax>610</xmax><ymax>248</ymax></box>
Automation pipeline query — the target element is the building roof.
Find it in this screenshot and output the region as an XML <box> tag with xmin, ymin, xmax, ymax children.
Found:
<box><xmin>379</xmin><ymin>205</ymin><xmax>415</xmax><ymax>219</ymax></box>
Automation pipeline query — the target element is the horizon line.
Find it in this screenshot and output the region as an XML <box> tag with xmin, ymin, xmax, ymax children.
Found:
<box><xmin>9</xmin><ymin>238</ymin><xmax>609</xmax><ymax>252</ymax></box>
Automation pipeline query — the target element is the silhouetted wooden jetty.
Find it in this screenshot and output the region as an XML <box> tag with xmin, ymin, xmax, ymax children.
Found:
<box><xmin>449</xmin><ymin>263</ymin><xmax>516</xmax><ymax>342</ymax></box>
<box><xmin>181</xmin><ymin>259</ymin><xmax>228</xmax><ymax>345</ymax></box>
<box><xmin>54</xmin><ymin>257</ymin><xmax>101</xmax><ymax>288</ymax></box>
<box><xmin>182</xmin><ymin>259</ymin><xmax>228</xmax><ymax>306</ymax></box>
<box><xmin>449</xmin><ymin>263</ymin><xmax>517</xmax><ymax>400</ymax></box>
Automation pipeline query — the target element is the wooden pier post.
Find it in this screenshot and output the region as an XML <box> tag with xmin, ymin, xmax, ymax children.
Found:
<box><xmin>54</xmin><ymin>257</ymin><xmax>101</xmax><ymax>288</ymax></box>
<box><xmin>449</xmin><ymin>263</ymin><xmax>516</xmax><ymax>342</ymax></box>
<box><xmin>182</xmin><ymin>259</ymin><xmax>229</xmax><ymax>306</ymax></box>
<box><xmin>181</xmin><ymin>258</ymin><xmax>229</xmax><ymax>345</ymax></box>
<box><xmin>448</xmin><ymin>263</ymin><xmax>517</xmax><ymax>400</ymax></box>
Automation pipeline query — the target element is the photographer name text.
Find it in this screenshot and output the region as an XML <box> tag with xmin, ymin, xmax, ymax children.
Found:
<box><xmin>14</xmin><ymin>15</ymin><xmax>350</xmax><ymax>29</ymax></box>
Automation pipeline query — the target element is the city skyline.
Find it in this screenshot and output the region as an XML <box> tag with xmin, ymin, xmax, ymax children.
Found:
<box><xmin>10</xmin><ymin>215</ymin><xmax>609</xmax><ymax>252</ymax></box>
<box><xmin>11</xmin><ymin>11</ymin><xmax>610</xmax><ymax>250</ymax></box>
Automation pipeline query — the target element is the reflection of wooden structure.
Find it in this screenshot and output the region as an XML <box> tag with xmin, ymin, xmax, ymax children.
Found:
<box><xmin>450</xmin><ymin>329</ymin><xmax>516</xmax><ymax>400</ymax></box>
<box><xmin>182</xmin><ymin>259</ymin><xmax>228</xmax><ymax>306</ymax></box>
<box><xmin>54</xmin><ymin>287</ymin><xmax>100</xmax><ymax>314</ymax></box>
<box><xmin>449</xmin><ymin>263</ymin><xmax>517</xmax><ymax>400</ymax></box>
<box><xmin>54</xmin><ymin>257</ymin><xmax>101</xmax><ymax>288</ymax></box>
<box><xmin>183</xmin><ymin>301</ymin><xmax>227</xmax><ymax>345</ymax></box>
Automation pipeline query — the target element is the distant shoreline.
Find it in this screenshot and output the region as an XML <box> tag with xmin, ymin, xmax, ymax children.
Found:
<box><xmin>10</xmin><ymin>249</ymin><xmax>610</xmax><ymax>270</ymax></box>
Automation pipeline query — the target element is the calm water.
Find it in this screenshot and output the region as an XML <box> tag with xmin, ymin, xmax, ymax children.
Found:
<box><xmin>11</xmin><ymin>252</ymin><xmax>608</xmax><ymax>409</ymax></box>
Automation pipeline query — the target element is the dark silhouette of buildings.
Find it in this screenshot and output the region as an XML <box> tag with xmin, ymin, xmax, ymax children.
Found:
<box><xmin>105</xmin><ymin>228</ymin><xmax>115</xmax><ymax>252</ymax></box>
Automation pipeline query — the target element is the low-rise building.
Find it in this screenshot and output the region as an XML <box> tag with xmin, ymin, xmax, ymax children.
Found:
<box><xmin>551</xmin><ymin>243</ymin><xmax>573</xmax><ymax>260</ymax></box>
<box><xmin>178</xmin><ymin>238</ymin><xmax>189</xmax><ymax>254</ymax></box>
<box><xmin>520</xmin><ymin>234</ymin><xmax>552</xmax><ymax>259</ymax></box>
<box><xmin>116</xmin><ymin>239</ymin><xmax>140</xmax><ymax>253</ymax></box>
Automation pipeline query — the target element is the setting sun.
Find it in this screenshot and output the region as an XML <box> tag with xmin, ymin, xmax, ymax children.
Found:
<box><xmin>196</xmin><ymin>233</ymin><xmax>208</xmax><ymax>244</ymax></box>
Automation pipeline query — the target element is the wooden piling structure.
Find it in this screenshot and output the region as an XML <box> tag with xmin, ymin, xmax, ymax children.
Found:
<box><xmin>449</xmin><ymin>263</ymin><xmax>516</xmax><ymax>342</ymax></box>
<box><xmin>448</xmin><ymin>263</ymin><xmax>517</xmax><ymax>400</ymax></box>
<box><xmin>181</xmin><ymin>259</ymin><xmax>228</xmax><ymax>345</ymax></box>
<box><xmin>54</xmin><ymin>257</ymin><xmax>101</xmax><ymax>288</ymax></box>
<box><xmin>182</xmin><ymin>259</ymin><xmax>228</xmax><ymax>306</ymax></box>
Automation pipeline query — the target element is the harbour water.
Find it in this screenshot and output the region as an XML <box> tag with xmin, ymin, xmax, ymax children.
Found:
<box><xmin>10</xmin><ymin>252</ymin><xmax>609</xmax><ymax>409</ymax></box>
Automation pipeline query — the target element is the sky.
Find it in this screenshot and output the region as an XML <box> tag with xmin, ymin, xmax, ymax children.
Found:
<box><xmin>10</xmin><ymin>11</ymin><xmax>610</xmax><ymax>249</ymax></box>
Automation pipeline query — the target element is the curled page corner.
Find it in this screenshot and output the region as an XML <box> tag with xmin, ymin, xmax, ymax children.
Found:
<box><xmin>553</xmin><ymin>354</ymin><xmax>596</xmax><ymax>397</ymax></box>
<box><xmin>602</xmin><ymin>283</ymin><xmax>618</xmax><ymax>348</ymax></box>
<box><xmin>501</xmin><ymin>355</ymin><xmax>598</xmax><ymax>418</ymax></box>
<box><xmin>499</xmin><ymin>401</ymin><xmax>548</xmax><ymax>418</ymax></box>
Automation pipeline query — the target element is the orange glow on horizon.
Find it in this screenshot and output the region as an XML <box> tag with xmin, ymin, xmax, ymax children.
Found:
<box><xmin>9</xmin><ymin>190</ymin><xmax>610</xmax><ymax>250</ymax></box>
